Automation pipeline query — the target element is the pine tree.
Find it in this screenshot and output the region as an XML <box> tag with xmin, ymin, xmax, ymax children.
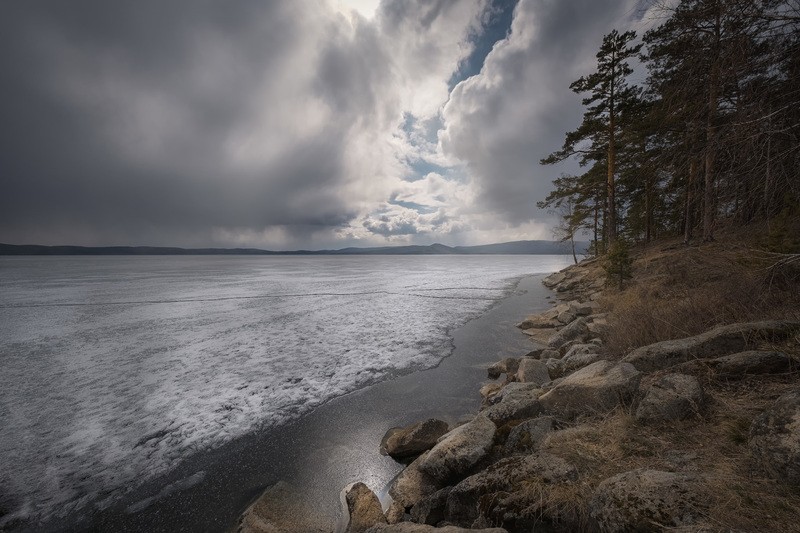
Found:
<box><xmin>643</xmin><ymin>0</ymin><xmax>772</xmax><ymax>242</ymax></box>
<box><xmin>541</xmin><ymin>29</ymin><xmax>642</xmax><ymax>249</ymax></box>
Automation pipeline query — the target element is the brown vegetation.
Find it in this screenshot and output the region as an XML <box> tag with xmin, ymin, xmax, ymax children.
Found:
<box><xmin>600</xmin><ymin>225</ymin><xmax>800</xmax><ymax>357</ymax></box>
<box><xmin>519</xmin><ymin>226</ymin><xmax>800</xmax><ymax>531</ymax></box>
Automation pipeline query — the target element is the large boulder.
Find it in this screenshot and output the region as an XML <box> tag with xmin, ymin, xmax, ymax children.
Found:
<box><xmin>417</xmin><ymin>415</ymin><xmax>496</xmax><ymax>483</ymax></box>
<box><xmin>544</xmin><ymin>358</ymin><xmax>565</xmax><ymax>379</ymax></box>
<box><xmin>539</xmin><ymin>360</ymin><xmax>641</xmax><ymax>419</ymax></box>
<box><xmin>389</xmin><ymin>452</ymin><xmax>441</xmax><ymax>510</ymax></box>
<box><xmin>381</xmin><ymin>419</ymin><xmax>449</xmax><ymax>460</ymax></box>
<box><xmin>481</xmin><ymin>385</ymin><xmax>543</xmax><ymax>426</ymax></box>
<box><xmin>410</xmin><ymin>486</ymin><xmax>451</xmax><ymax>526</ymax></box>
<box><xmin>749</xmin><ymin>390</ymin><xmax>800</xmax><ymax>485</ymax></box>
<box><xmin>344</xmin><ymin>483</ymin><xmax>388</xmax><ymax>533</ymax></box>
<box><xmin>562</xmin><ymin>343</ymin><xmax>595</xmax><ymax>359</ymax></box>
<box><xmin>570</xmin><ymin>301</ymin><xmax>595</xmax><ymax>316</ymax></box>
<box><xmin>635</xmin><ymin>373</ymin><xmax>705</xmax><ymax>424</ymax></box>
<box><xmin>547</xmin><ymin>317</ymin><xmax>589</xmax><ymax>349</ymax></box>
<box><xmin>479</xmin><ymin>383</ymin><xmax>504</xmax><ymax>405</ymax></box>
<box><xmin>444</xmin><ymin>453</ymin><xmax>577</xmax><ymax>529</ymax></box>
<box><xmin>516</xmin><ymin>358</ymin><xmax>551</xmax><ymax>386</ymax></box>
<box><xmin>503</xmin><ymin>416</ymin><xmax>555</xmax><ymax>455</ymax></box>
<box><xmin>590</xmin><ymin>469</ymin><xmax>703</xmax><ymax>532</ymax></box>
<box><xmin>557</xmin><ymin>308</ymin><xmax>577</xmax><ymax>325</ymax></box>
<box><xmin>711</xmin><ymin>350</ymin><xmax>794</xmax><ymax>378</ymax></box>
<box><xmin>485</xmin><ymin>382</ymin><xmax>539</xmax><ymax>404</ymax></box>
<box><xmin>623</xmin><ymin>321</ymin><xmax>800</xmax><ymax>372</ymax></box>
<box><xmin>385</xmin><ymin>501</ymin><xmax>405</xmax><ymax>524</ymax></box>
<box><xmin>487</xmin><ymin>357</ymin><xmax>520</xmax><ymax>380</ymax></box>
<box><xmin>542</xmin><ymin>271</ymin><xmax>567</xmax><ymax>288</ymax></box>
<box><xmin>587</xmin><ymin>318</ymin><xmax>609</xmax><ymax>336</ymax></box>
<box><xmin>559</xmin><ymin>351</ymin><xmax>603</xmax><ymax>377</ymax></box>
<box><xmin>537</xmin><ymin>348</ymin><xmax>561</xmax><ymax>360</ymax></box>
<box><xmin>365</xmin><ymin>524</ymin><xmax>507</xmax><ymax>533</ymax></box>
<box><xmin>237</xmin><ymin>482</ymin><xmax>329</xmax><ymax>533</ymax></box>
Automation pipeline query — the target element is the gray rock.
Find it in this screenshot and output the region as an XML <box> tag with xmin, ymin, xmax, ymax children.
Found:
<box><xmin>365</xmin><ymin>524</ymin><xmax>507</xmax><ymax>533</ymax></box>
<box><xmin>623</xmin><ymin>321</ymin><xmax>800</xmax><ymax>372</ymax></box>
<box><xmin>560</xmin><ymin>351</ymin><xmax>603</xmax><ymax>376</ymax></box>
<box><xmin>381</xmin><ymin>419</ymin><xmax>449</xmax><ymax>460</ymax></box>
<box><xmin>590</xmin><ymin>469</ymin><xmax>703</xmax><ymax>531</ymax></box>
<box><xmin>587</xmin><ymin>318</ymin><xmax>609</xmax><ymax>336</ymax></box>
<box><xmin>417</xmin><ymin>415</ymin><xmax>496</xmax><ymax>483</ymax></box>
<box><xmin>536</xmin><ymin>348</ymin><xmax>561</xmax><ymax>360</ymax></box>
<box><xmin>539</xmin><ymin>360</ymin><xmax>641</xmax><ymax>419</ymax></box>
<box><xmin>481</xmin><ymin>387</ymin><xmax>543</xmax><ymax>427</ymax></box>
<box><xmin>479</xmin><ymin>382</ymin><xmax>503</xmax><ymax>404</ymax></box>
<box><xmin>489</xmin><ymin>381</ymin><xmax>541</xmax><ymax>401</ymax></box>
<box><xmin>524</xmin><ymin>347</ymin><xmax>545</xmax><ymax>358</ymax></box>
<box><xmin>385</xmin><ymin>501</ymin><xmax>405</xmax><ymax>524</ymax></box>
<box><xmin>516</xmin><ymin>358</ymin><xmax>550</xmax><ymax>385</ymax></box>
<box><xmin>572</xmin><ymin>302</ymin><xmax>594</xmax><ymax>316</ymax></box>
<box><xmin>389</xmin><ymin>452</ymin><xmax>441</xmax><ymax>509</ymax></box>
<box><xmin>635</xmin><ymin>374</ymin><xmax>705</xmax><ymax>424</ymax></box>
<box><xmin>410</xmin><ymin>486</ymin><xmax>451</xmax><ymax>525</ymax></box>
<box><xmin>484</xmin><ymin>381</ymin><xmax>541</xmax><ymax>403</ymax></box>
<box><xmin>345</xmin><ymin>483</ymin><xmax>387</xmax><ymax>533</ymax></box>
<box><xmin>556</xmin><ymin>279</ymin><xmax>578</xmax><ymax>292</ymax></box>
<box><xmin>749</xmin><ymin>390</ymin><xmax>800</xmax><ymax>485</ymax></box>
<box><xmin>563</xmin><ymin>343</ymin><xmax>594</xmax><ymax>359</ymax></box>
<box><xmin>547</xmin><ymin>317</ymin><xmax>589</xmax><ymax>349</ymax></box>
<box><xmin>487</xmin><ymin>357</ymin><xmax>520</xmax><ymax>380</ymax></box>
<box><xmin>557</xmin><ymin>309</ymin><xmax>577</xmax><ymax>325</ymax></box>
<box><xmin>540</xmin><ymin>376</ymin><xmax>564</xmax><ymax>392</ymax></box>
<box><xmin>445</xmin><ymin>453</ymin><xmax>577</xmax><ymax>528</ymax></box>
<box><xmin>542</xmin><ymin>271</ymin><xmax>567</xmax><ymax>288</ymax></box>
<box><xmin>712</xmin><ymin>350</ymin><xmax>794</xmax><ymax>377</ymax></box>
<box><xmin>544</xmin><ymin>358</ymin><xmax>565</xmax><ymax>378</ymax></box>
<box><xmin>504</xmin><ymin>416</ymin><xmax>555</xmax><ymax>454</ymax></box>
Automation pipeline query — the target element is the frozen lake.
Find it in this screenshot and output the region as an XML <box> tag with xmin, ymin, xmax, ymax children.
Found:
<box><xmin>0</xmin><ymin>254</ymin><xmax>572</xmax><ymax>526</ymax></box>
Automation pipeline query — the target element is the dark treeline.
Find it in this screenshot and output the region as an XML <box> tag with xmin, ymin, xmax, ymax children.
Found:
<box><xmin>539</xmin><ymin>0</ymin><xmax>800</xmax><ymax>255</ymax></box>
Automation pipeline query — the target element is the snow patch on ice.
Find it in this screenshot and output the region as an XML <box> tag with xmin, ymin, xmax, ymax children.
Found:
<box><xmin>0</xmin><ymin>254</ymin><xmax>572</xmax><ymax>524</ymax></box>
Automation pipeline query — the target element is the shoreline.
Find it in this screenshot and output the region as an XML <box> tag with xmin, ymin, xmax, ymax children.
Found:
<box><xmin>31</xmin><ymin>273</ymin><xmax>558</xmax><ymax>532</ymax></box>
<box><xmin>321</xmin><ymin>242</ymin><xmax>800</xmax><ymax>533</ymax></box>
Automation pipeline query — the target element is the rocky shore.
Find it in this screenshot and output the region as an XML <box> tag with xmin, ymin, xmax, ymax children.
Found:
<box><xmin>235</xmin><ymin>254</ymin><xmax>800</xmax><ymax>532</ymax></box>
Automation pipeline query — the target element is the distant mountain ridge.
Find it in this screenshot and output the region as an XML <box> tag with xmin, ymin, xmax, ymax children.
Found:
<box><xmin>0</xmin><ymin>240</ymin><xmax>588</xmax><ymax>256</ymax></box>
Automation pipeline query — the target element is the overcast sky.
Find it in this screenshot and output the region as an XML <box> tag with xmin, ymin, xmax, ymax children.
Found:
<box><xmin>0</xmin><ymin>0</ymin><xmax>655</xmax><ymax>249</ymax></box>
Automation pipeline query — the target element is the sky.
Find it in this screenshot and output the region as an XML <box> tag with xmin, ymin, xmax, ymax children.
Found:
<box><xmin>0</xmin><ymin>0</ymin><xmax>657</xmax><ymax>250</ymax></box>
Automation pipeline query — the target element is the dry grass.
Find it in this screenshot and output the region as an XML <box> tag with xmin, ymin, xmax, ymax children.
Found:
<box><xmin>495</xmin><ymin>226</ymin><xmax>800</xmax><ymax>531</ymax></box>
<box><xmin>599</xmin><ymin>229</ymin><xmax>800</xmax><ymax>357</ymax></box>
<box><xmin>528</xmin><ymin>368</ymin><xmax>800</xmax><ymax>532</ymax></box>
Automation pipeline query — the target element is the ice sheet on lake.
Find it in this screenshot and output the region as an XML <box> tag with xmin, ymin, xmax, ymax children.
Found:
<box><xmin>0</xmin><ymin>254</ymin><xmax>572</xmax><ymax>525</ymax></box>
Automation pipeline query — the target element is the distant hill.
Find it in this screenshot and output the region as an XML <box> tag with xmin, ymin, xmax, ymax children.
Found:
<box><xmin>0</xmin><ymin>240</ymin><xmax>589</xmax><ymax>256</ymax></box>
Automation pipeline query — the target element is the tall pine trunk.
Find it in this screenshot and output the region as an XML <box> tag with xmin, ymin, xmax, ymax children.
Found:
<box><xmin>607</xmin><ymin>51</ymin><xmax>617</xmax><ymax>245</ymax></box>
<box><xmin>645</xmin><ymin>173</ymin><xmax>652</xmax><ymax>243</ymax></box>
<box><xmin>703</xmin><ymin>2</ymin><xmax>721</xmax><ymax>242</ymax></box>
<box><xmin>685</xmin><ymin>159</ymin><xmax>698</xmax><ymax>243</ymax></box>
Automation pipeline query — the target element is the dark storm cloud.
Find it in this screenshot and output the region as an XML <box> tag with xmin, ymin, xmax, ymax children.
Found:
<box><xmin>0</xmin><ymin>1</ymin><xmax>392</xmax><ymax>246</ymax></box>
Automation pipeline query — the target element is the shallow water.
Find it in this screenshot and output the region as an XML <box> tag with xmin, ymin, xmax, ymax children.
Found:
<box><xmin>0</xmin><ymin>254</ymin><xmax>572</xmax><ymax>526</ymax></box>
